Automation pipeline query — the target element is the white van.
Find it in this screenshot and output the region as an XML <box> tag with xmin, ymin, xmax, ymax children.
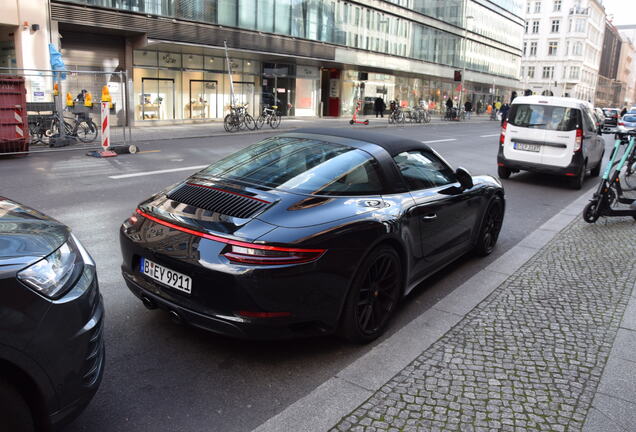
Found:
<box><xmin>497</xmin><ymin>96</ymin><xmax>605</xmax><ymax>189</ymax></box>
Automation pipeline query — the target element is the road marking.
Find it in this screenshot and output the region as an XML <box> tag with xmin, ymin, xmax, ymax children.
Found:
<box><xmin>422</xmin><ymin>138</ymin><xmax>457</xmax><ymax>144</ymax></box>
<box><xmin>137</xmin><ymin>150</ymin><xmax>161</xmax><ymax>154</ymax></box>
<box><xmin>480</xmin><ymin>134</ymin><xmax>499</xmax><ymax>138</ymax></box>
<box><xmin>109</xmin><ymin>165</ymin><xmax>208</xmax><ymax>180</ymax></box>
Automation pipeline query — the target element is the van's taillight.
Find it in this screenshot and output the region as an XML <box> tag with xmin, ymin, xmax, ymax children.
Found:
<box><xmin>500</xmin><ymin>121</ymin><xmax>508</xmax><ymax>145</ymax></box>
<box><xmin>223</xmin><ymin>245</ymin><xmax>325</xmax><ymax>265</ymax></box>
<box><xmin>574</xmin><ymin>128</ymin><xmax>583</xmax><ymax>152</ymax></box>
<box><xmin>618</xmin><ymin>121</ymin><xmax>624</xmax><ymax>126</ymax></box>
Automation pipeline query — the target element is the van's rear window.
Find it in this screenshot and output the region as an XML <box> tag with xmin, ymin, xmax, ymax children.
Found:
<box><xmin>508</xmin><ymin>104</ymin><xmax>581</xmax><ymax>131</ymax></box>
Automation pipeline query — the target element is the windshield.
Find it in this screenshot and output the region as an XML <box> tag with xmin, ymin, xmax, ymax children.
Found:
<box><xmin>198</xmin><ymin>137</ymin><xmax>383</xmax><ymax>196</ymax></box>
<box><xmin>508</xmin><ymin>104</ymin><xmax>581</xmax><ymax>131</ymax></box>
<box><xmin>623</xmin><ymin>116</ymin><xmax>636</xmax><ymax>123</ymax></box>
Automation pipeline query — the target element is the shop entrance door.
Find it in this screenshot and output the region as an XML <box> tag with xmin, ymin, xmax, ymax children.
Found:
<box><xmin>141</xmin><ymin>77</ymin><xmax>175</xmax><ymax>120</ymax></box>
<box><xmin>262</xmin><ymin>76</ymin><xmax>293</xmax><ymax>116</ymax></box>
<box><xmin>189</xmin><ymin>80</ymin><xmax>218</xmax><ymax>119</ymax></box>
<box><xmin>233</xmin><ymin>82</ymin><xmax>255</xmax><ymax>116</ymax></box>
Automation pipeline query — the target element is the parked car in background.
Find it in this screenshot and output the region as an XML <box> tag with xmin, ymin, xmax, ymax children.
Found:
<box><xmin>0</xmin><ymin>198</ymin><xmax>104</xmax><ymax>432</ymax></box>
<box><xmin>618</xmin><ymin>114</ymin><xmax>636</xmax><ymax>132</ymax></box>
<box><xmin>592</xmin><ymin>108</ymin><xmax>605</xmax><ymax>128</ymax></box>
<box><xmin>497</xmin><ymin>96</ymin><xmax>605</xmax><ymax>189</ymax></box>
<box><xmin>602</xmin><ymin>108</ymin><xmax>620</xmax><ymax>127</ymax></box>
<box><xmin>628</xmin><ymin>107</ymin><xmax>636</xmax><ymax>115</ymax></box>
<box><xmin>120</xmin><ymin>129</ymin><xmax>505</xmax><ymax>343</ymax></box>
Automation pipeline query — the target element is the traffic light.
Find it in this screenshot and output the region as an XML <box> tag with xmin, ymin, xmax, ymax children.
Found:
<box><xmin>454</xmin><ymin>70</ymin><xmax>462</xmax><ymax>82</ymax></box>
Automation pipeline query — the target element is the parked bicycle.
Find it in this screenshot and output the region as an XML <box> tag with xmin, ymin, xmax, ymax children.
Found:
<box><xmin>29</xmin><ymin>112</ymin><xmax>98</xmax><ymax>144</ymax></box>
<box><xmin>256</xmin><ymin>105</ymin><xmax>282</xmax><ymax>129</ymax></box>
<box><xmin>224</xmin><ymin>104</ymin><xmax>256</xmax><ymax>133</ymax></box>
<box><xmin>443</xmin><ymin>107</ymin><xmax>464</xmax><ymax>121</ymax></box>
<box><xmin>388</xmin><ymin>101</ymin><xmax>405</xmax><ymax>124</ymax></box>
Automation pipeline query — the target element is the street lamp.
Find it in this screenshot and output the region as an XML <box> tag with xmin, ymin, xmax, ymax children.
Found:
<box><xmin>459</xmin><ymin>14</ymin><xmax>474</xmax><ymax>111</ymax></box>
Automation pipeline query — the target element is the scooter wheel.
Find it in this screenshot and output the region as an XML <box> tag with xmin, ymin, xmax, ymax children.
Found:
<box><xmin>364</xmin><ymin>120</ymin><xmax>369</xmax><ymax>125</ymax></box>
<box><xmin>349</xmin><ymin>120</ymin><xmax>354</xmax><ymax>125</ymax></box>
<box><xmin>582</xmin><ymin>201</ymin><xmax>599</xmax><ymax>224</ymax></box>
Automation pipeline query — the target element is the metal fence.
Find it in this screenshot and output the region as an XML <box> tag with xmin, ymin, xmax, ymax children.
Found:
<box><xmin>0</xmin><ymin>68</ymin><xmax>131</xmax><ymax>154</ymax></box>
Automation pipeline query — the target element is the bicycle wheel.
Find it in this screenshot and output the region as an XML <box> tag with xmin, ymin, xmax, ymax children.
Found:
<box><xmin>270</xmin><ymin>113</ymin><xmax>281</xmax><ymax>129</ymax></box>
<box><xmin>398</xmin><ymin>112</ymin><xmax>406</xmax><ymax>124</ymax></box>
<box><xmin>224</xmin><ymin>114</ymin><xmax>236</xmax><ymax>132</ymax></box>
<box><xmin>77</xmin><ymin>120</ymin><xmax>98</xmax><ymax>143</ymax></box>
<box><xmin>28</xmin><ymin>122</ymin><xmax>43</xmax><ymax>144</ymax></box>
<box><xmin>244</xmin><ymin>114</ymin><xmax>257</xmax><ymax>131</ymax></box>
<box><xmin>256</xmin><ymin>115</ymin><xmax>265</xmax><ymax>130</ymax></box>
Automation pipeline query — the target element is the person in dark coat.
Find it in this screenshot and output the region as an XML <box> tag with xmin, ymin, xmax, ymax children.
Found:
<box><xmin>500</xmin><ymin>103</ymin><xmax>510</xmax><ymax>126</ymax></box>
<box><xmin>621</xmin><ymin>107</ymin><xmax>628</xmax><ymax>117</ymax></box>
<box><xmin>374</xmin><ymin>97</ymin><xmax>386</xmax><ymax>118</ymax></box>
<box><xmin>464</xmin><ymin>100</ymin><xmax>472</xmax><ymax>119</ymax></box>
<box><xmin>446</xmin><ymin>97</ymin><xmax>453</xmax><ymax>110</ymax></box>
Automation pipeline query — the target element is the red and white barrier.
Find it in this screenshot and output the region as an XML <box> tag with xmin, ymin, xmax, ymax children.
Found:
<box><xmin>15</xmin><ymin>106</ymin><xmax>23</xmax><ymax>139</ymax></box>
<box><xmin>101</xmin><ymin>101</ymin><xmax>110</xmax><ymax>151</ymax></box>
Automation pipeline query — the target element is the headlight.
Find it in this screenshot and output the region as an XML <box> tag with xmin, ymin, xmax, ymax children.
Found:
<box><xmin>17</xmin><ymin>235</ymin><xmax>86</xmax><ymax>299</ymax></box>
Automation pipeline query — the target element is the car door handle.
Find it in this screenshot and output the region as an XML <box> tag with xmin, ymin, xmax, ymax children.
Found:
<box><xmin>422</xmin><ymin>213</ymin><xmax>437</xmax><ymax>221</ymax></box>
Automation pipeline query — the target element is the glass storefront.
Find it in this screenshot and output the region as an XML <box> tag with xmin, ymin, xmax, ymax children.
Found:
<box><xmin>132</xmin><ymin>50</ymin><xmax>260</xmax><ymax>122</ymax></box>
<box><xmin>64</xmin><ymin>0</ymin><xmax>522</xmax><ymax>79</ymax></box>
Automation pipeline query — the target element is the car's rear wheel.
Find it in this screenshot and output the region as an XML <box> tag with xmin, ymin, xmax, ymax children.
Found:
<box><xmin>571</xmin><ymin>163</ymin><xmax>586</xmax><ymax>190</ymax></box>
<box><xmin>497</xmin><ymin>166</ymin><xmax>511</xmax><ymax>179</ymax></box>
<box><xmin>340</xmin><ymin>246</ymin><xmax>402</xmax><ymax>343</ymax></box>
<box><xmin>474</xmin><ymin>197</ymin><xmax>504</xmax><ymax>256</ymax></box>
<box><xmin>0</xmin><ymin>378</ymin><xmax>34</xmax><ymax>432</ymax></box>
<box><xmin>591</xmin><ymin>152</ymin><xmax>604</xmax><ymax>177</ymax></box>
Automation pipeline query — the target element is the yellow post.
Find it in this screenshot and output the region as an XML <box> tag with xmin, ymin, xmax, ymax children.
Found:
<box><xmin>65</xmin><ymin>92</ymin><xmax>73</xmax><ymax>107</ymax></box>
<box><xmin>84</xmin><ymin>92</ymin><xmax>93</xmax><ymax>107</ymax></box>
<box><xmin>54</xmin><ymin>82</ymin><xmax>59</xmax><ymax>96</ymax></box>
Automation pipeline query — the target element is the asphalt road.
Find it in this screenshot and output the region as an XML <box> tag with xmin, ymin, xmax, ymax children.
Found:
<box><xmin>0</xmin><ymin>121</ymin><xmax>611</xmax><ymax>432</ymax></box>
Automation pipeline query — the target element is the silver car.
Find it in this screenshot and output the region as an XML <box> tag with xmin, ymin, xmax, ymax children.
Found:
<box><xmin>618</xmin><ymin>114</ymin><xmax>636</xmax><ymax>132</ymax></box>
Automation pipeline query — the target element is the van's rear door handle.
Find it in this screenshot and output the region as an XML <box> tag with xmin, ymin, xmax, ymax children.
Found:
<box><xmin>422</xmin><ymin>213</ymin><xmax>437</xmax><ymax>221</ymax></box>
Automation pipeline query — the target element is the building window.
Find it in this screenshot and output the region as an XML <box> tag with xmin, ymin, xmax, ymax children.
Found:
<box><xmin>573</xmin><ymin>41</ymin><xmax>583</xmax><ymax>56</ymax></box>
<box><xmin>551</xmin><ymin>20</ymin><xmax>560</xmax><ymax>32</ymax></box>
<box><xmin>520</xmin><ymin>66</ymin><xmax>525</xmax><ymax>78</ymax></box>
<box><xmin>553</xmin><ymin>0</ymin><xmax>561</xmax><ymax>11</ymax></box>
<box><xmin>528</xmin><ymin>66</ymin><xmax>535</xmax><ymax>78</ymax></box>
<box><xmin>548</xmin><ymin>41</ymin><xmax>558</xmax><ymax>56</ymax></box>
<box><xmin>542</xmin><ymin>66</ymin><xmax>554</xmax><ymax>79</ymax></box>
<box><xmin>575</xmin><ymin>19</ymin><xmax>586</xmax><ymax>32</ymax></box>
<box><xmin>569</xmin><ymin>66</ymin><xmax>580</xmax><ymax>79</ymax></box>
<box><xmin>562</xmin><ymin>66</ymin><xmax>567</xmax><ymax>79</ymax></box>
<box><xmin>523</xmin><ymin>42</ymin><xmax>527</xmax><ymax>55</ymax></box>
<box><xmin>532</xmin><ymin>21</ymin><xmax>540</xmax><ymax>33</ymax></box>
<box><xmin>534</xmin><ymin>2</ymin><xmax>541</xmax><ymax>13</ymax></box>
<box><xmin>525</xmin><ymin>21</ymin><xmax>529</xmax><ymax>33</ymax></box>
<box><xmin>527</xmin><ymin>2</ymin><xmax>531</xmax><ymax>13</ymax></box>
<box><xmin>530</xmin><ymin>42</ymin><xmax>538</xmax><ymax>56</ymax></box>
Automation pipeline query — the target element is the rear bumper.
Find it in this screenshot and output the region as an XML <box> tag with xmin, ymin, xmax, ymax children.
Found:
<box><xmin>497</xmin><ymin>146</ymin><xmax>584</xmax><ymax>175</ymax></box>
<box><xmin>123</xmin><ymin>272</ymin><xmax>333</xmax><ymax>340</ymax></box>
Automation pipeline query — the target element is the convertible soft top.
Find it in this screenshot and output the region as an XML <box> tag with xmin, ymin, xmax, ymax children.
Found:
<box><xmin>289</xmin><ymin>128</ymin><xmax>433</xmax><ymax>157</ymax></box>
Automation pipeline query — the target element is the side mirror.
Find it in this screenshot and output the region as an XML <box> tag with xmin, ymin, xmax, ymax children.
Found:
<box><xmin>455</xmin><ymin>167</ymin><xmax>473</xmax><ymax>190</ymax></box>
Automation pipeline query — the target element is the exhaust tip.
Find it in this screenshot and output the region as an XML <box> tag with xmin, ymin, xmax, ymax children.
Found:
<box><xmin>169</xmin><ymin>310</ymin><xmax>183</xmax><ymax>324</ymax></box>
<box><xmin>141</xmin><ymin>296</ymin><xmax>157</xmax><ymax>310</ymax></box>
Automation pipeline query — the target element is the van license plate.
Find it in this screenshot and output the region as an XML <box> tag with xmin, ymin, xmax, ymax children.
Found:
<box><xmin>514</xmin><ymin>142</ymin><xmax>540</xmax><ymax>152</ymax></box>
<box><xmin>140</xmin><ymin>258</ymin><xmax>192</xmax><ymax>294</ymax></box>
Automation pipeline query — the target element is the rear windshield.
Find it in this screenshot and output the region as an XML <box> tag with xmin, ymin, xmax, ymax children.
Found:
<box><xmin>508</xmin><ymin>104</ymin><xmax>581</xmax><ymax>131</ymax></box>
<box><xmin>198</xmin><ymin>137</ymin><xmax>383</xmax><ymax>196</ymax></box>
<box><xmin>624</xmin><ymin>115</ymin><xmax>636</xmax><ymax>122</ymax></box>
<box><xmin>603</xmin><ymin>109</ymin><xmax>618</xmax><ymax>116</ymax></box>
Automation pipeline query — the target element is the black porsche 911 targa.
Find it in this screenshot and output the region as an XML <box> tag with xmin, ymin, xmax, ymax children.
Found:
<box><xmin>120</xmin><ymin>129</ymin><xmax>504</xmax><ymax>343</ymax></box>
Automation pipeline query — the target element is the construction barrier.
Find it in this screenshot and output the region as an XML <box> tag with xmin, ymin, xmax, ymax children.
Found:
<box><xmin>0</xmin><ymin>76</ymin><xmax>29</xmax><ymax>154</ymax></box>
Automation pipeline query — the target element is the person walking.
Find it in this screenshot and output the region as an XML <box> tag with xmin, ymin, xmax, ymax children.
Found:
<box><xmin>500</xmin><ymin>103</ymin><xmax>510</xmax><ymax>126</ymax></box>
<box><xmin>621</xmin><ymin>107</ymin><xmax>628</xmax><ymax>117</ymax></box>
<box><xmin>374</xmin><ymin>97</ymin><xmax>386</xmax><ymax>118</ymax></box>
<box><xmin>446</xmin><ymin>97</ymin><xmax>453</xmax><ymax>110</ymax></box>
<box><xmin>477</xmin><ymin>100</ymin><xmax>483</xmax><ymax>115</ymax></box>
<box><xmin>464</xmin><ymin>100</ymin><xmax>472</xmax><ymax>120</ymax></box>
<box><xmin>495</xmin><ymin>100</ymin><xmax>502</xmax><ymax>113</ymax></box>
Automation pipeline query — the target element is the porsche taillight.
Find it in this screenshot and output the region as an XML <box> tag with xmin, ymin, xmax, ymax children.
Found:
<box><xmin>574</xmin><ymin>128</ymin><xmax>583</xmax><ymax>152</ymax></box>
<box><xmin>500</xmin><ymin>121</ymin><xmax>508</xmax><ymax>145</ymax></box>
<box><xmin>222</xmin><ymin>245</ymin><xmax>325</xmax><ymax>265</ymax></box>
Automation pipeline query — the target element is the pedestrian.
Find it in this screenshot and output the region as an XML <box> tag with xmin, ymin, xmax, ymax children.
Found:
<box><xmin>500</xmin><ymin>103</ymin><xmax>510</xmax><ymax>126</ymax></box>
<box><xmin>477</xmin><ymin>100</ymin><xmax>483</xmax><ymax>115</ymax></box>
<box><xmin>464</xmin><ymin>100</ymin><xmax>472</xmax><ymax>120</ymax></box>
<box><xmin>446</xmin><ymin>97</ymin><xmax>453</xmax><ymax>110</ymax></box>
<box><xmin>374</xmin><ymin>97</ymin><xmax>386</xmax><ymax>118</ymax></box>
<box><xmin>621</xmin><ymin>107</ymin><xmax>628</xmax><ymax>117</ymax></box>
<box><xmin>495</xmin><ymin>100</ymin><xmax>502</xmax><ymax>113</ymax></box>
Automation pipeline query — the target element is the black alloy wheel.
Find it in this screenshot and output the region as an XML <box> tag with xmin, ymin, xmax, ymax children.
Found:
<box><xmin>475</xmin><ymin>197</ymin><xmax>504</xmax><ymax>256</ymax></box>
<box><xmin>340</xmin><ymin>246</ymin><xmax>402</xmax><ymax>343</ymax></box>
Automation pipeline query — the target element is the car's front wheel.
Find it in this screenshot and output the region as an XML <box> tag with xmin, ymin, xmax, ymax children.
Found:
<box><xmin>339</xmin><ymin>246</ymin><xmax>402</xmax><ymax>343</ymax></box>
<box><xmin>497</xmin><ymin>166</ymin><xmax>511</xmax><ymax>179</ymax></box>
<box><xmin>474</xmin><ymin>196</ymin><xmax>504</xmax><ymax>256</ymax></box>
<box><xmin>0</xmin><ymin>378</ymin><xmax>34</xmax><ymax>432</ymax></box>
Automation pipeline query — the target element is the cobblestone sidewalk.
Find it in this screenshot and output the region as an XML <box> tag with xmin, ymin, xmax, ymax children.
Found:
<box><xmin>329</xmin><ymin>217</ymin><xmax>636</xmax><ymax>432</ymax></box>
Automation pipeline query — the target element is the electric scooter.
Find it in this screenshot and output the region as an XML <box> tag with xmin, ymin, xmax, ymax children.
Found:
<box><xmin>349</xmin><ymin>100</ymin><xmax>369</xmax><ymax>125</ymax></box>
<box><xmin>583</xmin><ymin>130</ymin><xmax>636</xmax><ymax>223</ymax></box>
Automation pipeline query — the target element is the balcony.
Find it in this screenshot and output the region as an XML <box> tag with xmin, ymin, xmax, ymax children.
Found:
<box><xmin>569</xmin><ymin>7</ymin><xmax>589</xmax><ymax>16</ymax></box>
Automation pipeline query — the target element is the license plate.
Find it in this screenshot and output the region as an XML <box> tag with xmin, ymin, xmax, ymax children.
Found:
<box><xmin>514</xmin><ymin>142</ymin><xmax>540</xmax><ymax>152</ymax></box>
<box><xmin>140</xmin><ymin>258</ymin><xmax>192</xmax><ymax>294</ymax></box>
